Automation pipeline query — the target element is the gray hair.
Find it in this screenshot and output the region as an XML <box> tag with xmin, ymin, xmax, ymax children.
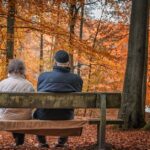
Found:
<box><xmin>8</xmin><ymin>59</ymin><xmax>26</xmax><ymax>75</ymax></box>
<box><xmin>55</xmin><ymin>61</ymin><xmax>69</xmax><ymax>67</ymax></box>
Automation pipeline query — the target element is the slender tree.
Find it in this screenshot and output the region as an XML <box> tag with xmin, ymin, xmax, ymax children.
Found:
<box><xmin>39</xmin><ymin>0</ymin><xmax>44</xmax><ymax>72</ymax></box>
<box><xmin>6</xmin><ymin>0</ymin><xmax>15</xmax><ymax>59</ymax></box>
<box><xmin>39</xmin><ymin>33</ymin><xmax>44</xmax><ymax>72</ymax></box>
<box><xmin>69</xmin><ymin>1</ymin><xmax>79</xmax><ymax>72</ymax></box>
<box><xmin>77</xmin><ymin>1</ymin><xmax>84</xmax><ymax>75</ymax></box>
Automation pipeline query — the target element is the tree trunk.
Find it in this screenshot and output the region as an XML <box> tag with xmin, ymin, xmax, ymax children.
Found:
<box><xmin>53</xmin><ymin>4</ymin><xmax>60</xmax><ymax>50</ymax></box>
<box><xmin>77</xmin><ymin>3</ymin><xmax>84</xmax><ymax>76</ymax></box>
<box><xmin>6</xmin><ymin>0</ymin><xmax>15</xmax><ymax>59</ymax></box>
<box><xmin>87</xmin><ymin>20</ymin><xmax>101</xmax><ymax>91</ymax></box>
<box><xmin>119</xmin><ymin>0</ymin><xmax>149</xmax><ymax>129</ymax></box>
<box><xmin>69</xmin><ymin>2</ymin><xmax>78</xmax><ymax>72</ymax></box>
<box><xmin>39</xmin><ymin>34</ymin><xmax>44</xmax><ymax>72</ymax></box>
<box><xmin>38</xmin><ymin>0</ymin><xmax>44</xmax><ymax>72</ymax></box>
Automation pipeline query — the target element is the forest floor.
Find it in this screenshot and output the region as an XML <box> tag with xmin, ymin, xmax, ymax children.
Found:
<box><xmin>0</xmin><ymin>110</ymin><xmax>149</xmax><ymax>150</ymax></box>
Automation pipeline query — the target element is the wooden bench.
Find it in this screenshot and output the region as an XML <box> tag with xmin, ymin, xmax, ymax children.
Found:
<box><xmin>0</xmin><ymin>92</ymin><xmax>123</xmax><ymax>150</ymax></box>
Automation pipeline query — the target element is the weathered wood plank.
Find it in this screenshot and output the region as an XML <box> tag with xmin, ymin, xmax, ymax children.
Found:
<box><xmin>99</xmin><ymin>94</ymin><xmax>106</xmax><ymax>149</ymax></box>
<box><xmin>0</xmin><ymin>120</ymin><xmax>85</xmax><ymax>136</ymax></box>
<box><xmin>0</xmin><ymin>92</ymin><xmax>121</xmax><ymax>108</ymax></box>
<box><xmin>89</xmin><ymin>119</ymin><xmax>124</xmax><ymax>125</ymax></box>
<box><xmin>0</xmin><ymin>92</ymin><xmax>97</xmax><ymax>108</ymax></box>
<box><xmin>106</xmin><ymin>93</ymin><xmax>122</xmax><ymax>108</ymax></box>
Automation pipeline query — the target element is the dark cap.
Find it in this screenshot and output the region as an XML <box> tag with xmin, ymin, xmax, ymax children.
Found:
<box><xmin>54</xmin><ymin>50</ymin><xmax>69</xmax><ymax>63</ymax></box>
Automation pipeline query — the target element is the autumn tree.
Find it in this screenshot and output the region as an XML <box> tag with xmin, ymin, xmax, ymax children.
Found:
<box><xmin>119</xmin><ymin>0</ymin><xmax>149</xmax><ymax>129</ymax></box>
<box><xmin>6</xmin><ymin>0</ymin><xmax>15</xmax><ymax>59</ymax></box>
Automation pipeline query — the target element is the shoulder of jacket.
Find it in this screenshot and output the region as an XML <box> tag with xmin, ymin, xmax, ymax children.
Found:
<box><xmin>39</xmin><ymin>71</ymin><xmax>52</xmax><ymax>77</ymax></box>
<box><xmin>0</xmin><ymin>79</ymin><xmax>7</xmax><ymax>86</ymax></box>
<box><xmin>23</xmin><ymin>80</ymin><xmax>35</xmax><ymax>92</ymax></box>
<box><xmin>71</xmin><ymin>73</ymin><xmax>82</xmax><ymax>81</ymax></box>
<box><xmin>0</xmin><ymin>78</ymin><xmax>12</xmax><ymax>85</ymax></box>
<box><xmin>24</xmin><ymin>79</ymin><xmax>33</xmax><ymax>85</ymax></box>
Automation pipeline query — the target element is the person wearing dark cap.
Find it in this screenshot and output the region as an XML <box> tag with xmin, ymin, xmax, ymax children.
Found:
<box><xmin>33</xmin><ymin>50</ymin><xmax>83</xmax><ymax>148</ymax></box>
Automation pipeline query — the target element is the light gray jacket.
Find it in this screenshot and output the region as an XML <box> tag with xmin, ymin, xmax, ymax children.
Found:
<box><xmin>0</xmin><ymin>74</ymin><xmax>34</xmax><ymax>120</ymax></box>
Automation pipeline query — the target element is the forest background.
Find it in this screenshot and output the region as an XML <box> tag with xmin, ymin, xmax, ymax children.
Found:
<box><xmin>0</xmin><ymin>0</ymin><xmax>150</xmax><ymax>106</ymax></box>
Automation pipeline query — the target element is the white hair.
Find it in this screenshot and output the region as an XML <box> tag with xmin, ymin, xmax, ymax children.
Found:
<box><xmin>55</xmin><ymin>61</ymin><xmax>69</xmax><ymax>67</ymax></box>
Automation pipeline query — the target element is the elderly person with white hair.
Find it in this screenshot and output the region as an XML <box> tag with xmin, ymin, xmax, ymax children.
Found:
<box><xmin>0</xmin><ymin>59</ymin><xmax>34</xmax><ymax>146</ymax></box>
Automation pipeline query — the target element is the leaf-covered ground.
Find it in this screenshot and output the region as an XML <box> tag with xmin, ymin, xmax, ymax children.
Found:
<box><xmin>0</xmin><ymin>111</ymin><xmax>149</xmax><ymax>150</ymax></box>
<box><xmin>0</xmin><ymin>126</ymin><xmax>150</xmax><ymax>150</ymax></box>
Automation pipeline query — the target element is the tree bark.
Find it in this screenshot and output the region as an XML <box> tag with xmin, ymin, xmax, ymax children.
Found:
<box><xmin>87</xmin><ymin>20</ymin><xmax>101</xmax><ymax>91</ymax></box>
<box><xmin>142</xmin><ymin>3</ymin><xmax>149</xmax><ymax>124</ymax></box>
<box><xmin>6</xmin><ymin>0</ymin><xmax>15</xmax><ymax>59</ymax></box>
<box><xmin>38</xmin><ymin>0</ymin><xmax>44</xmax><ymax>72</ymax></box>
<box><xmin>69</xmin><ymin>2</ymin><xmax>78</xmax><ymax>72</ymax></box>
<box><xmin>119</xmin><ymin>0</ymin><xmax>149</xmax><ymax>129</ymax></box>
<box><xmin>39</xmin><ymin>33</ymin><xmax>44</xmax><ymax>72</ymax></box>
<box><xmin>77</xmin><ymin>3</ymin><xmax>84</xmax><ymax>76</ymax></box>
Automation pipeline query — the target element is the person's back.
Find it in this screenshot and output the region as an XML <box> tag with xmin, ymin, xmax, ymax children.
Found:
<box><xmin>34</xmin><ymin>50</ymin><xmax>83</xmax><ymax>148</ymax></box>
<box><xmin>0</xmin><ymin>74</ymin><xmax>34</xmax><ymax>120</ymax></box>
<box><xmin>0</xmin><ymin>59</ymin><xmax>34</xmax><ymax>146</ymax></box>
<box><xmin>34</xmin><ymin>66</ymin><xmax>82</xmax><ymax>120</ymax></box>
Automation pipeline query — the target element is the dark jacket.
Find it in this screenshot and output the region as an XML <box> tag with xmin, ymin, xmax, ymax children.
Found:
<box><xmin>34</xmin><ymin>66</ymin><xmax>83</xmax><ymax>120</ymax></box>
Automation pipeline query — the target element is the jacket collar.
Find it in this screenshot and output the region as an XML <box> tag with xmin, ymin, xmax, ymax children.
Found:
<box><xmin>8</xmin><ymin>74</ymin><xmax>25</xmax><ymax>79</ymax></box>
<box><xmin>53</xmin><ymin>66</ymin><xmax>70</xmax><ymax>73</ymax></box>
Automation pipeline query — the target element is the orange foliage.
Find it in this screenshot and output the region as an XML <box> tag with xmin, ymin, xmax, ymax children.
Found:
<box><xmin>1</xmin><ymin>0</ymin><xmax>149</xmax><ymax>105</ymax></box>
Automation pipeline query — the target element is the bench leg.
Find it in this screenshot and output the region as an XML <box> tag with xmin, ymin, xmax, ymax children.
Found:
<box><xmin>97</xmin><ymin>124</ymin><xmax>100</xmax><ymax>146</ymax></box>
<box><xmin>98</xmin><ymin>94</ymin><xmax>106</xmax><ymax>150</ymax></box>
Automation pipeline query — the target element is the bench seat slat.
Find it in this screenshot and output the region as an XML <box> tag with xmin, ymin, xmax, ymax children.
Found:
<box><xmin>0</xmin><ymin>120</ymin><xmax>87</xmax><ymax>130</ymax></box>
<box><xmin>89</xmin><ymin>119</ymin><xmax>124</xmax><ymax>125</ymax></box>
<box><xmin>0</xmin><ymin>120</ymin><xmax>87</xmax><ymax>136</ymax></box>
<box><xmin>7</xmin><ymin>128</ymin><xmax>83</xmax><ymax>136</ymax></box>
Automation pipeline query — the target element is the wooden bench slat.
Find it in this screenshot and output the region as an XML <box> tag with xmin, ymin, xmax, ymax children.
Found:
<box><xmin>0</xmin><ymin>92</ymin><xmax>121</xmax><ymax>108</ymax></box>
<box><xmin>89</xmin><ymin>119</ymin><xmax>124</xmax><ymax>125</ymax></box>
<box><xmin>7</xmin><ymin>128</ymin><xmax>83</xmax><ymax>136</ymax></box>
<box><xmin>0</xmin><ymin>120</ymin><xmax>87</xmax><ymax>136</ymax></box>
<box><xmin>0</xmin><ymin>120</ymin><xmax>87</xmax><ymax>130</ymax></box>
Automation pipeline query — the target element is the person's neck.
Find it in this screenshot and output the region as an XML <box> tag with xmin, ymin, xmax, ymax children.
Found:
<box><xmin>8</xmin><ymin>73</ymin><xmax>25</xmax><ymax>79</ymax></box>
<box><xmin>55</xmin><ymin>61</ymin><xmax>69</xmax><ymax>67</ymax></box>
<box><xmin>53</xmin><ymin>66</ymin><xmax>70</xmax><ymax>72</ymax></box>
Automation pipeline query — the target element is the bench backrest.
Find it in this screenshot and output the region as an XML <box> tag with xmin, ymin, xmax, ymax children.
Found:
<box><xmin>0</xmin><ymin>92</ymin><xmax>122</xmax><ymax>149</ymax></box>
<box><xmin>0</xmin><ymin>92</ymin><xmax>121</xmax><ymax>108</ymax></box>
